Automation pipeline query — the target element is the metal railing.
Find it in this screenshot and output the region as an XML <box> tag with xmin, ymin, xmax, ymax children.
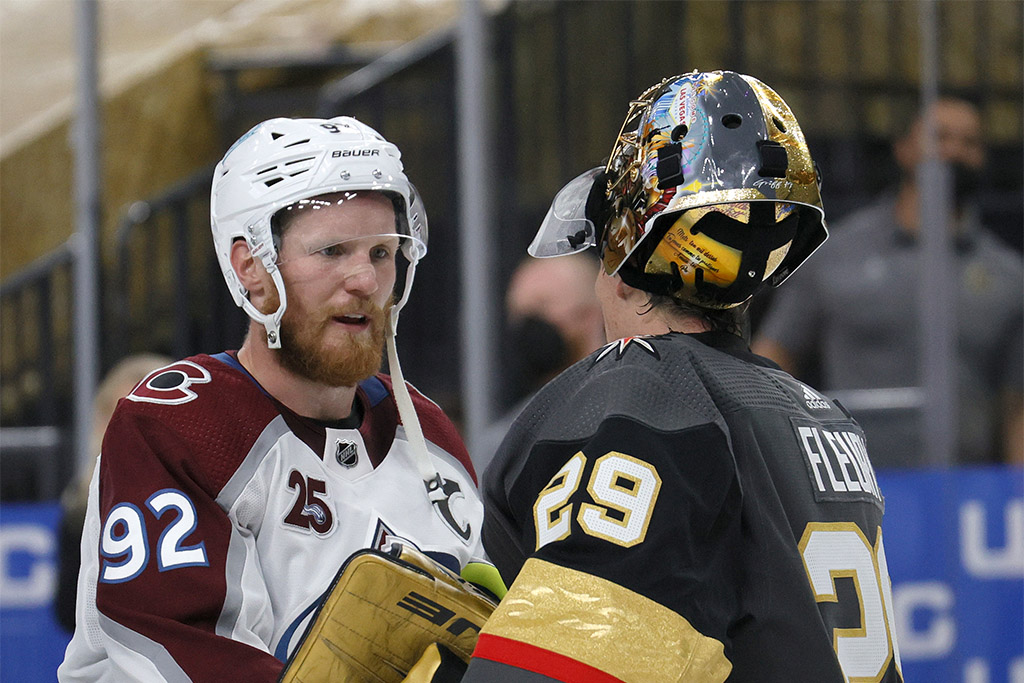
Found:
<box><xmin>0</xmin><ymin>242</ymin><xmax>76</xmax><ymax>428</ymax></box>
<box><xmin>0</xmin><ymin>426</ymin><xmax>65</xmax><ymax>501</ymax></box>
<box><xmin>0</xmin><ymin>245</ymin><xmax>76</xmax><ymax>500</ymax></box>
<box><xmin>108</xmin><ymin>164</ymin><xmax>245</xmax><ymax>368</ymax></box>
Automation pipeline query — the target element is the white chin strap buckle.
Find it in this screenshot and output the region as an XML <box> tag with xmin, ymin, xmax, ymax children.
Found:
<box><xmin>266</xmin><ymin>325</ymin><xmax>281</xmax><ymax>349</ymax></box>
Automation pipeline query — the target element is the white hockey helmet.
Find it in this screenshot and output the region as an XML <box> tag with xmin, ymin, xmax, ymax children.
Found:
<box><xmin>210</xmin><ymin>116</ymin><xmax>428</xmax><ymax>347</ymax></box>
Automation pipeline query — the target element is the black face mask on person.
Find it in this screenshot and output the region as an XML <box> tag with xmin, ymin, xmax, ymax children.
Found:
<box><xmin>951</xmin><ymin>162</ymin><xmax>982</xmax><ymax>209</ymax></box>
<box><xmin>505</xmin><ymin>315</ymin><xmax>570</xmax><ymax>403</ymax></box>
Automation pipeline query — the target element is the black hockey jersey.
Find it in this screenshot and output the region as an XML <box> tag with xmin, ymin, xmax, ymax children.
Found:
<box><xmin>466</xmin><ymin>331</ymin><xmax>903</xmax><ymax>682</ymax></box>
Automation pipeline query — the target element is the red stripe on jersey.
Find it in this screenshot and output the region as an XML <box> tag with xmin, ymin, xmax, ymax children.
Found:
<box><xmin>472</xmin><ymin>633</ymin><xmax>626</xmax><ymax>683</ymax></box>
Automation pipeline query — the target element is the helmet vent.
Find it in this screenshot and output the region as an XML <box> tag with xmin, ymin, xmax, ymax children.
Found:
<box><xmin>671</xmin><ymin>124</ymin><xmax>689</xmax><ymax>141</ymax></box>
<box><xmin>271</xmin><ymin>132</ymin><xmax>284</xmax><ymax>140</ymax></box>
<box><xmin>772</xmin><ymin>117</ymin><xmax>787</xmax><ymax>133</ymax></box>
<box><xmin>284</xmin><ymin>138</ymin><xmax>310</xmax><ymax>148</ymax></box>
<box><xmin>722</xmin><ymin>114</ymin><xmax>743</xmax><ymax>129</ymax></box>
<box><xmin>254</xmin><ymin>156</ymin><xmax>317</xmax><ymax>187</ymax></box>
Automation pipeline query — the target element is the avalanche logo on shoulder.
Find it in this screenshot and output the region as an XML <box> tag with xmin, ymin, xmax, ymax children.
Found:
<box><xmin>127</xmin><ymin>361</ymin><xmax>211</xmax><ymax>405</ymax></box>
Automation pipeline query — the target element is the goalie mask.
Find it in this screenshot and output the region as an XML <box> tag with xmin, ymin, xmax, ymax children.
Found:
<box><xmin>531</xmin><ymin>70</ymin><xmax>828</xmax><ymax>309</ymax></box>
<box><xmin>211</xmin><ymin>116</ymin><xmax>427</xmax><ymax>347</ymax></box>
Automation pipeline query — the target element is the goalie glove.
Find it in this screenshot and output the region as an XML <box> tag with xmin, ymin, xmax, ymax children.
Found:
<box><xmin>278</xmin><ymin>544</ymin><xmax>498</xmax><ymax>683</ymax></box>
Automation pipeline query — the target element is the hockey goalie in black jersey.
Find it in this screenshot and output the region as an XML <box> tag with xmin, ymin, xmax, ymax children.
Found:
<box><xmin>444</xmin><ymin>71</ymin><xmax>903</xmax><ymax>683</ymax></box>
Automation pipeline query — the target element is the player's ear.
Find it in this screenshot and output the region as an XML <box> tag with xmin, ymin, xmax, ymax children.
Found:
<box><xmin>615</xmin><ymin>274</ymin><xmax>646</xmax><ymax>305</ymax></box>
<box><xmin>230</xmin><ymin>239</ymin><xmax>267</xmax><ymax>295</ymax></box>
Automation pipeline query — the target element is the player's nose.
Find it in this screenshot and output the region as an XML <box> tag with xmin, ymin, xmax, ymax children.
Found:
<box><xmin>341</xmin><ymin>261</ymin><xmax>379</xmax><ymax>296</ymax></box>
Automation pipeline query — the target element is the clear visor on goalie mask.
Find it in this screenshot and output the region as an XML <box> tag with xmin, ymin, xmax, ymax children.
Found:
<box><xmin>527</xmin><ymin>171</ymin><xmax>798</xmax><ymax>288</ymax></box>
<box><xmin>528</xmin><ymin>167</ymin><xmax>603</xmax><ymax>258</ymax></box>
<box><xmin>644</xmin><ymin>202</ymin><xmax>798</xmax><ymax>289</ymax></box>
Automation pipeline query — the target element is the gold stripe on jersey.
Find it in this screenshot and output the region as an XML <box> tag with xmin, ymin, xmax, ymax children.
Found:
<box><xmin>481</xmin><ymin>558</ymin><xmax>731</xmax><ymax>682</ymax></box>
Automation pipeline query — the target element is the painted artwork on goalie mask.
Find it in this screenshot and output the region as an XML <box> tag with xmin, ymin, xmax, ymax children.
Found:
<box><xmin>640</xmin><ymin>71</ymin><xmax>717</xmax><ymax>207</ymax></box>
<box><xmin>601</xmin><ymin>70</ymin><xmax>823</xmax><ymax>278</ymax></box>
<box><xmin>604</xmin><ymin>72</ymin><xmax>732</xmax><ymax>270</ymax></box>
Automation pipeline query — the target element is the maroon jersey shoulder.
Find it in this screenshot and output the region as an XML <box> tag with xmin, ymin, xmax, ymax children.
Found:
<box><xmin>105</xmin><ymin>354</ymin><xmax>280</xmax><ymax>497</ymax></box>
<box><xmin>374</xmin><ymin>374</ymin><xmax>476</xmax><ymax>485</ymax></box>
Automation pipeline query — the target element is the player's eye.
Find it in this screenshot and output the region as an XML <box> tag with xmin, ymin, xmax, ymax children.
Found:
<box><xmin>371</xmin><ymin>243</ymin><xmax>396</xmax><ymax>260</ymax></box>
<box><xmin>317</xmin><ymin>243</ymin><xmax>344</xmax><ymax>258</ymax></box>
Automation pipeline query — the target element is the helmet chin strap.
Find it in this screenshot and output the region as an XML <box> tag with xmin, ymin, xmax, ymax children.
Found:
<box><xmin>239</xmin><ymin>229</ymin><xmax>288</xmax><ymax>349</ymax></box>
<box><xmin>383</xmin><ymin>262</ymin><xmax>469</xmax><ymax>544</ymax></box>
<box><xmin>239</xmin><ymin>267</ymin><xmax>287</xmax><ymax>349</ymax></box>
<box><xmin>385</xmin><ymin>319</ymin><xmax>441</xmax><ymax>488</ymax></box>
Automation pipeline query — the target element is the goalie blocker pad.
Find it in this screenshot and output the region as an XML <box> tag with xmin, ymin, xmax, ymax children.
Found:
<box><xmin>278</xmin><ymin>544</ymin><xmax>498</xmax><ymax>683</ymax></box>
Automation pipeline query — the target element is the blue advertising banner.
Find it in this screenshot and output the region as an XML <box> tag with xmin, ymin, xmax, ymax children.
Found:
<box><xmin>0</xmin><ymin>468</ymin><xmax>1021</xmax><ymax>681</ymax></box>
<box><xmin>0</xmin><ymin>502</ymin><xmax>71</xmax><ymax>682</ymax></box>
<box><xmin>878</xmin><ymin>467</ymin><xmax>1023</xmax><ymax>683</ymax></box>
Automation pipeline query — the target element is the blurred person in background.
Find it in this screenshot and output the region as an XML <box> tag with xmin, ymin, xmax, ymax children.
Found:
<box><xmin>450</xmin><ymin>70</ymin><xmax>904</xmax><ymax>682</ymax></box>
<box><xmin>54</xmin><ymin>353</ymin><xmax>172</xmax><ymax>633</ymax></box>
<box><xmin>59</xmin><ymin>116</ymin><xmax>487</xmax><ymax>682</ymax></box>
<box><xmin>475</xmin><ymin>252</ymin><xmax>605</xmax><ymax>473</ymax></box>
<box><xmin>753</xmin><ymin>97</ymin><xmax>1023</xmax><ymax>467</ymax></box>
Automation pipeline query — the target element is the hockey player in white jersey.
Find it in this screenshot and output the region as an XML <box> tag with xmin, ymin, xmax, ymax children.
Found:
<box><xmin>59</xmin><ymin>117</ymin><xmax>487</xmax><ymax>682</ymax></box>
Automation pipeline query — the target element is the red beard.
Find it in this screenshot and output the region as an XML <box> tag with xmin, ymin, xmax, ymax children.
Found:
<box><xmin>272</xmin><ymin>296</ymin><xmax>392</xmax><ymax>387</ymax></box>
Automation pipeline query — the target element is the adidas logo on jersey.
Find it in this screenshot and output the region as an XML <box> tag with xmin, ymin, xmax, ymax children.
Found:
<box><xmin>803</xmin><ymin>386</ymin><xmax>831</xmax><ymax>411</ymax></box>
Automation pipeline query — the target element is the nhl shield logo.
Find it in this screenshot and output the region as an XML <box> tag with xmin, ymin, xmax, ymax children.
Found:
<box><xmin>335</xmin><ymin>439</ymin><xmax>359</xmax><ymax>468</ymax></box>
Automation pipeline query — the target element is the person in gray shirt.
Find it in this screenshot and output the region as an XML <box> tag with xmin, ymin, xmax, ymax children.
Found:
<box><xmin>754</xmin><ymin>97</ymin><xmax>1023</xmax><ymax>467</ymax></box>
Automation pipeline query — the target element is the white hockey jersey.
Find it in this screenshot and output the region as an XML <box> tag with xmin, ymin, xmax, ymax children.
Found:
<box><xmin>59</xmin><ymin>352</ymin><xmax>485</xmax><ymax>682</ymax></box>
